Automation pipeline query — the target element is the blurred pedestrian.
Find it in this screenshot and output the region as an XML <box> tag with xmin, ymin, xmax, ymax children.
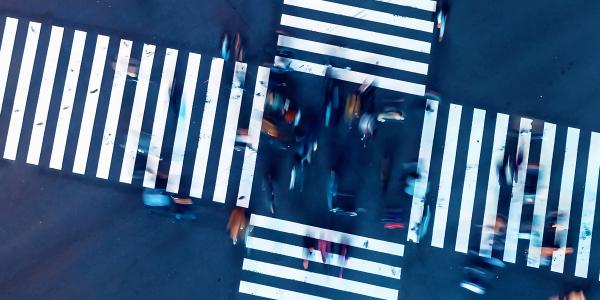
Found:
<box><xmin>338</xmin><ymin>243</ymin><xmax>349</xmax><ymax>278</ymax></box>
<box><xmin>318</xmin><ymin>239</ymin><xmax>332</xmax><ymax>263</ymax></box>
<box><xmin>227</xmin><ymin>207</ymin><xmax>248</xmax><ymax>245</ymax></box>
<box><xmin>303</xmin><ymin>235</ymin><xmax>316</xmax><ymax>270</ymax></box>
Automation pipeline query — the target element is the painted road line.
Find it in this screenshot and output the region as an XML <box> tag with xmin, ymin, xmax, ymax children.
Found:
<box><xmin>72</xmin><ymin>35</ymin><xmax>109</xmax><ymax>175</ymax></box>
<box><xmin>3</xmin><ymin>22</ymin><xmax>41</xmax><ymax>160</ymax></box>
<box><xmin>189</xmin><ymin>58</ymin><xmax>224</xmax><ymax>198</ymax></box>
<box><xmin>375</xmin><ymin>0</ymin><xmax>437</xmax><ymax>12</ymax></box>
<box><xmin>118</xmin><ymin>44</ymin><xmax>156</xmax><ymax>183</ymax></box>
<box><xmin>242</xmin><ymin>259</ymin><xmax>398</xmax><ymax>300</ymax></box>
<box><xmin>283</xmin><ymin>0</ymin><xmax>434</xmax><ymax>33</ymax></box>
<box><xmin>479</xmin><ymin>113</ymin><xmax>509</xmax><ymax>257</ymax></box>
<box><xmin>165</xmin><ymin>53</ymin><xmax>201</xmax><ymax>193</ymax></box>
<box><xmin>26</xmin><ymin>26</ymin><xmax>64</xmax><ymax>165</ymax></box>
<box><xmin>246</xmin><ymin>236</ymin><xmax>401</xmax><ymax>279</ymax></box>
<box><xmin>503</xmin><ymin>118</ymin><xmax>533</xmax><ymax>263</ymax></box>
<box><xmin>407</xmin><ymin>99</ymin><xmax>438</xmax><ymax>243</ymax></box>
<box><xmin>251</xmin><ymin>214</ymin><xmax>404</xmax><ymax>256</ymax></box>
<box><xmin>454</xmin><ymin>109</ymin><xmax>486</xmax><ymax>253</ymax></box>
<box><xmin>213</xmin><ymin>62</ymin><xmax>247</xmax><ymax>203</ymax></box>
<box><xmin>143</xmin><ymin>48</ymin><xmax>178</xmax><ymax>188</ymax></box>
<box><xmin>277</xmin><ymin>35</ymin><xmax>428</xmax><ymax>75</ymax></box>
<box><xmin>280</xmin><ymin>14</ymin><xmax>431</xmax><ymax>54</ymax></box>
<box><xmin>236</xmin><ymin>66</ymin><xmax>269</xmax><ymax>208</ymax></box>
<box><xmin>238</xmin><ymin>281</ymin><xmax>329</xmax><ymax>300</ymax></box>
<box><xmin>527</xmin><ymin>123</ymin><xmax>556</xmax><ymax>268</ymax></box>
<box><xmin>275</xmin><ymin>56</ymin><xmax>425</xmax><ymax>96</ymax></box>
<box><xmin>95</xmin><ymin>39</ymin><xmax>132</xmax><ymax>178</ymax></box>
<box><xmin>574</xmin><ymin>132</ymin><xmax>600</xmax><ymax>278</ymax></box>
<box><xmin>551</xmin><ymin>127</ymin><xmax>580</xmax><ymax>273</ymax></box>
<box><xmin>431</xmin><ymin>104</ymin><xmax>462</xmax><ymax>248</ymax></box>
<box><xmin>0</xmin><ymin>17</ymin><xmax>18</xmax><ymax>113</ymax></box>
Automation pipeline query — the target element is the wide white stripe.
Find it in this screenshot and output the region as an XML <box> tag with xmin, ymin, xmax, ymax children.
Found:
<box><xmin>503</xmin><ymin>118</ymin><xmax>533</xmax><ymax>263</ymax></box>
<box><xmin>454</xmin><ymin>109</ymin><xmax>486</xmax><ymax>253</ymax></box>
<box><xmin>275</xmin><ymin>56</ymin><xmax>425</xmax><ymax>96</ymax></box>
<box><xmin>246</xmin><ymin>236</ymin><xmax>401</xmax><ymax>279</ymax></box>
<box><xmin>189</xmin><ymin>58</ymin><xmax>224</xmax><ymax>198</ymax></box>
<box><xmin>3</xmin><ymin>22</ymin><xmax>41</xmax><ymax>160</ymax></box>
<box><xmin>118</xmin><ymin>44</ymin><xmax>156</xmax><ymax>183</ymax></box>
<box><xmin>375</xmin><ymin>0</ymin><xmax>437</xmax><ymax>12</ymax></box>
<box><xmin>431</xmin><ymin>104</ymin><xmax>462</xmax><ymax>248</ymax></box>
<box><xmin>165</xmin><ymin>53</ymin><xmax>201</xmax><ymax>192</ymax></box>
<box><xmin>238</xmin><ymin>281</ymin><xmax>329</xmax><ymax>300</ymax></box>
<box><xmin>284</xmin><ymin>0</ymin><xmax>434</xmax><ymax>33</ymax></box>
<box><xmin>94</xmin><ymin>39</ymin><xmax>132</xmax><ymax>178</ymax></box>
<box><xmin>281</xmin><ymin>15</ymin><xmax>431</xmax><ymax>54</ymax></box>
<box><xmin>527</xmin><ymin>123</ymin><xmax>556</xmax><ymax>268</ymax></box>
<box><xmin>213</xmin><ymin>62</ymin><xmax>247</xmax><ymax>203</ymax></box>
<box><xmin>242</xmin><ymin>259</ymin><xmax>398</xmax><ymax>300</ymax></box>
<box><xmin>551</xmin><ymin>127</ymin><xmax>580</xmax><ymax>273</ymax></box>
<box><xmin>407</xmin><ymin>99</ymin><xmax>438</xmax><ymax>243</ymax></box>
<box><xmin>479</xmin><ymin>113</ymin><xmax>509</xmax><ymax>257</ymax></box>
<box><xmin>72</xmin><ymin>35</ymin><xmax>109</xmax><ymax>175</ymax></box>
<box><xmin>236</xmin><ymin>66</ymin><xmax>270</xmax><ymax>208</ymax></box>
<box><xmin>0</xmin><ymin>17</ymin><xmax>18</xmax><ymax>114</ymax></box>
<box><xmin>574</xmin><ymin>132</ymin><xmax>600</xmax><ymax>278</ymax></box>
<box><xmin>143</xmin><ymin>48</ymin><xmax>178</xmax><ymax>188</ymax></box>
<box><xmin>277</xmin><ymin>35</ymin><xmax>428</xmax><ymax>75</ymax></box>
<box><xmin>250</xmin><ymin>214</ymin><xmax>405</xmax><ymax>256</ymax></box>
<box><xmin>26</xmin><ymin>26</ymin><xmax>64</xmax><ymax>165</ymax></box>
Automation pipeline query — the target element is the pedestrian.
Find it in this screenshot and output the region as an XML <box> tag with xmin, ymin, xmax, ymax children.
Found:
<box><xmin>227</xmin><ymin>207</ymin><xmax>248</xmax><ymax>245</ymax></box>
<box><xmin>338</xmin><ymin>243</ymin><xmax>349</xmax><ymax>278</ymax></box>
<box><xmin>318</xmin><ymin>239</ymin><xmax>332</xmax><ymax>263</ymax></box>
<box><xmin>303</xmin><ymin>235</ymin><xmax>316</xmax><ymax>270</ymax></box>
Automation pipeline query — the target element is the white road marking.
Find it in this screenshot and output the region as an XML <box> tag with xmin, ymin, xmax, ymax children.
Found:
<box><xmin>375</xmin><ymin>0</ymin><xmax>437</xmax><ymax>12</ymax></box>
<box><xmin>72</xmin><ymin>35</ymin><xmax>109</xmax><ymax>174</ymax></box>
<box><xmin>0</xmin><ymin>17</ymin><xmax>18</xmax><ymax>114</ymax></box>
<box><xmin>238</xmin><ymin>281</ymin><xmax>330</xmax><ymax>300</ymax></box>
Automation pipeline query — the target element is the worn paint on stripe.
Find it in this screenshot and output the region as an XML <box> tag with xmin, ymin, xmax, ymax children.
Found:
<box><xmin>189</xmin><ymin>58</ymin><xmax>224</xmax><ymax>198</ymax></box>
<box><xmin>118</xmin><ymin>44</ymin><xmax>156</xmax><ymax>183</ymax></box>
<box><xmin>72</xmin><ymin>35</ymin><xmax>109</xmax><ymax>175</ymax></box>
<box><xmin>238</xmin><ymin>281</ymin><xmax>330</xmax><ymax>300</ymax></box>
<box><xmin>375</xmin><ymin>0</ymin><xmax>437</xmax><ymax>12</ymax></box>
<box><xmin>4</xmin><ymin>22</ymin><xmax>41</xmax><ymax>160</ymax></box>
<box><xmin>236</xmin><ymin>66</ymin><xmax>270</xmax><ymax>208</ymax></box>
<box><xmin>431</xmin><ymin>104</ymin><xmax>462</xmax><ymax>248</ymax></box>
<box><xmin>0</xmin><ymin>17</ymin><xmax>18</xmax><ymax>114</ymax></box>
<box><xmin>26</xmin><ymin>26</ymin><xmax>64</xmax><ymax>165</ymax></box>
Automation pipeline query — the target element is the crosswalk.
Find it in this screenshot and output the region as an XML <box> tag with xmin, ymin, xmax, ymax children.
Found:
<box><xmin>408</xmin><ymin>99</ymin><xmax>600</xmax><ymax>280</ymax></box>
<box><xmin>239</xmin><ymin>214</ymin><xmax>404</xmax><ymax>299</ymax></box>
<box><xmin>0</xmin><ymin>16</ymin><xmax>268</xmax><ymax>207</ymax></box>
<box><xmin>275</xmin><ymin>0</ymin><xmax>435</xmax><ymax>96</ymax></box>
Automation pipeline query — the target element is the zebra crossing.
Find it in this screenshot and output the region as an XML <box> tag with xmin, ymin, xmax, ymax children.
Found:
<box><xmin>275</xmin><ymin>0</ymin><xmax>435</xmax><ymax>96</ymax></box>
<box><xmin>408</xmin><ymin>99</ymin><xmax>600</xmax><ymax>280</ymax></box>
<box><xmin>239</xmin><ymin>214</ymin><xmax>404</xmax><ymax>300</ymax></box>
<box><xmin>0</xmin><ymin>16</ymin><xmax>268</xmax><ymax>207</ymax></box>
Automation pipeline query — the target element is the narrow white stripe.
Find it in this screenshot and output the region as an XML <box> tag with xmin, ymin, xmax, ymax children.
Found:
<box><xmin>242</xmin><ymin>259</ymin><xmax>398</xmax><ymax>300</ymax></box>
<box><xmin>281</xmin><ymin>15</ymin><xmax>431</xmax><ymax>54</ymax></box>
<box><xmin>277</xmin><ymin>35</ymin><xmax>428</xmax><ymax>75</ymax></box>
<box><xmin>72</xmin><ymin>35</ymin><xmax>109</xmax><ymax>174</ymax></box>
<box><xmin>189</xmin><ymin>58</ymin><xmax>224</xmax><ymax>198</ymax></box>
<box><xmin>551</xmin><ymin>127</ymin><xmax>579</xmax><ymax>273</ymax></box>
<box><xmin>213</xmin><ymin>62</ymin><xmax>247</xmax><ymax>203</ymax></box>
<box><xmin>574</xmin><ymin>132</ymin><xmax>600</xmax><ymax>278</ymax></box>
<box><xmin>246</xmin><ymin>236</ymin><xmax>402</xmax><ymax>279</ymax></box>
<box><xmin>275</xmin><ymin>56</ymin><xmax>425</xmax><ymax>96</ymax></box>
<box><xmin>0</xmin><ymin>17</ymin><xmax>18</xmax><ymax>114</ymax></box>
<box><xmin>375</xmin><ymin>0</ymin><xmax>437</xmax><ymax>12</ymax></box>
<box><xmin>143</xmin><ymin>48</ymin><xmax>178</xmax><ymax>188</ymax></box>
<box><xmin>454</xmin><ymin>109</ymin><xmax>486</xmax><ymax>253</ymax></box>
<box><xmin>3</xmin><ymin>22</ymin><xmax>41</xmax><ymax>160</ymax></box>
<box><xmin>238</xmin><ymin>281</ymin><xmax>330</xmax><ymax>300</ymax></box>
<box><xmin>479</xmin><ymin>113</ymin><xmax>509</xmax><ymax>257</ymax></box>
<box><xmin>118</xmin><ymin>44</ymin><xmax>156</xmax><ymax>183</ymax></box>
<box><xmin>236</xmin><ymin>66</ymin><xmax>270</xmax><ymax>208</ymax></box>
<box><xmin>407</xmin><ymin>99</ymin><xmax>438</xmax><ymax>243</ymax></box>
<box><xmin>503</xmin><ymin>118</ymin><xmax>533</xmax><ymax>263</ymax></box>
<box><xmin>527</xmin><ymin>123</ymin><xmax>556</xmax><ymax>268</ymax></box>
<box><xmin>431</xmin><ymin>104</ymin><xmax>462</xmax><ymax>248</ymax></box>
<box><xmin>284</xmin><ymin>0</ymin><xmax>434</xmax><ymax>33</ymax></box>
<box><xmin>165</xmin><ymin>53</ymin><xmax>201</xmax><ymax>192</ymax></box>
<box><xmin>26</xmin><ymin>26</ymin><xmax>64</xmax><ymax>165</ymax></box>
<box><xmin>94</xmin><ymin>39</ymin><xmax>132</xmax><ymax>178</ymax></box>
<box><xmin>250</xmin><ymin>214</ymin><xmax>405</xmax><ymax>256</ymax></box>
